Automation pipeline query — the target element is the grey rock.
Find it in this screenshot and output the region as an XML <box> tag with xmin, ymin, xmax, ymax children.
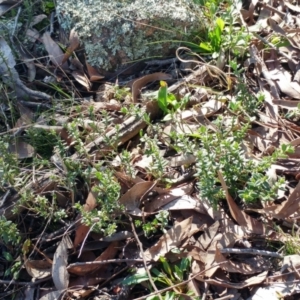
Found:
<box><xmin>56</xmin><ymin>0</ymin><xmax>204</xmax><ymax>71</ymax></box>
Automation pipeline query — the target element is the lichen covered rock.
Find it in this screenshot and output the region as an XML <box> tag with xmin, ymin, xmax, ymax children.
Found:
<box><xmin>56</xmin><ymin>0</ymin><xmax>204</xmax><ymax>71</ymax></box>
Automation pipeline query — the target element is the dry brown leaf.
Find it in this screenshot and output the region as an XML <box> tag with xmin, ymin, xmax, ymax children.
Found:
<box><xmin>62</xmin><ymin>28</ymin><xmax>80</xmax><ymax>64</ymax></box>
<box><xmin>30</xmin><ymin>14</ymin><xmax>47</xmax><ymax>27</ymax></box>
<box><xmin>16</xmin><ymin>102</ymin><xmax>34</xmax><ymax>127</ymax></box>
<box><xmin>86</xmin><ymin>62</ymin><xmax>105</xmax><ymax>81</ymax></box>
<box><xmin>275</xmin><ymin>180</ymin><xmax>300</xmax><ymax>219</ymax></box>
<box><xmin>8</xmin><ymin>138</ymin><xmax>35</xmax><ymax>159</ymax></box>
<box><xmin>73</xmin><ymin>191</ymin><xmax>97</xmax><ymax>249</ymax></box>
<box><xmin>267</xmin><ymin>53</ymin><xmax>300</xmax><ymax>99</ymax></box>
<box><xmin>144</xmin><ymin>217</ymin><xmax>193</xmax><ymax>261</ymax></box>
<box><xmin>204</xmin><ymin>232</ymin><xmax>237</xmax><ymax>277</ymax></box>
<box><xmin>144</xmin><ymin>183</ymin><xmax>193</xmax><ymax>212</ymax></box>
<box><xmin>203</xmin><ymin>233</ymin><xmax>223</xmax><ymax>277</ymax></box>
<box><xmin>197</xmin><ymin>221</ymin><xmax>220</xmax><ymax>251</ymax></box>
<box><xmin>200</xmin><ymin>98</ymin><xmax>223</xmax><ymax>117</ymax></box>
<box><xmin>52</xmin><ymin>236</ymin><xmax>69</xmax><ymax>290</ymax></box>
<box><xmin>200</xmin><ymin>271</ymin><xmax>268</xmax><ymax>289</ymax></box>
<box><xmin>72</xmin><ymin>70</ymin><xmax>91</xmax><ymax>90</ymax></box>
<box><xmin>169</xmin><ymin>153</ymin><xmax>196</xmax><ymax>167</ymax></box>
<box><xmin>247</xmin><ymin>129</ymin><xmax>275</xmax><ymax>154</ymax></box>
<box><xmin>131</xmin><ymin>72</ymin><xmax>172</xmax><ymax>102</ymax></box>
<box><xmin>218</xmin><ymin>171</ymin><xmax>265</xmax><ymax>235</ymax></box>
<box><xmin>119</xmin><ymin>181</ymin><xmax>155</xmax><ymax>215</ymax></box>
<box><xmin>39</xmin><ymin>290</ymin><xmax>64</xmax><ymax>300</ymax></box>
<box><xmin>185</xmin><ymin>245</ymin><xmax>207</xmax><ymax>263</ymax></box>
<box><xmin>67</xmin><ymin>241</ymin><xmax>118</xmax><ymax>275</ymax></box>
<box><xmin>159</xmin><ymin>195</ymin><xmax>204</xmax><ymax>212</ymax></box>
<box><xmin>26</xmin><ymin>28</ymin><xmax>40</xmax><ymax>43</ymax></box>
<box><xmin>25</xmin><ymin>259</ymin><xmax>52</xmax><ymax>279</ymax></box>
<box><xmin>273</xmin><ymin>99</ymin><xmax>300</xmax><ymax>109</ymax></box>
<box><xmin>42</xmin><ymin>32</ymin><xmax>68</xmax><ymax>69</ymax></box>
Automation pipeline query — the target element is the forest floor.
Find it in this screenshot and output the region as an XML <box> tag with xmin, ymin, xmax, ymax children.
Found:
<box><xmin>1</xmin><ymin>0</ymin><xmax>300</xmax><ymax>299</ymax></box>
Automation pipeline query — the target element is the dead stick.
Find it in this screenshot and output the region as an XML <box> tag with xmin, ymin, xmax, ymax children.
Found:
<box><xmin>220</xmin><ymin>248</ymin><xmax>282</xmax><ymax>258</ymax></box>
<box><xmin>67</xmin><ymin>258</ymin><xmax>147</xmax><ymax>269</ymax></box>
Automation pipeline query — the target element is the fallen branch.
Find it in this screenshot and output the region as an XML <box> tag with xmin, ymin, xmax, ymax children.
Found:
<box><xmin>220</xmin><ymin>248</ymin><xmax>283</xmax><ymax>259</ymax></box>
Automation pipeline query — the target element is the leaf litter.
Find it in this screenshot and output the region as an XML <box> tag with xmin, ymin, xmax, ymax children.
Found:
<box><xmin>3</xmin><ymin>1</ymin><xmax>300</xmax><ymax>299</ymax></box>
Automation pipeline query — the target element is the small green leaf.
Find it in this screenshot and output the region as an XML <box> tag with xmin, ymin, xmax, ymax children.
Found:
<box><xmin>122</xmin><ymin>273</ymin><xmax>149</xmax><ymax>285</ymax></box>
<box><xmin>199</xmin><ymin>42</ymin><xmax>213</xmax><ymax>53</ymax></box>
<box><xmin>3</xmin><ymin>251</ymin><xmax>13</xmax><ymax>261</ymax></box>
<box><xmin>173</xmin><ymin>265</ymin><xmax>183</xmax><ymax>281</ymax></box>
<box><xmin>157</xmin><ymin>81</ymin><xmax>168</xmax><ymax>113</ymax></box>
<box><xmin>160</xmin><ymin>257</ymin><xmax>174</xmax><ymax>280</ymax></box>
<box><xmin>216</xmin><ymin>18</ymin><xmax>225</xmax><ymax>33</ymax></box>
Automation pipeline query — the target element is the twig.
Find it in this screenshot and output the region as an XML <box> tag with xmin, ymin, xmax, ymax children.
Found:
<box><xmin>0</xmin><ymin>276</ymin><xmax>51</xmax><ymax>287</ymax></box>
<box><xmin>0</xmin><ymin>189</ymin><xmax>11</xmax><ymax>208</ymax></box>
<box><xmin>201</xmin><ymin>281</ymin><xmax>209</xmax><ymax>300</ymax></box>
<box><xmin>145</xmin><ymin>58</ymin><xmax>178</xmax><ymax>66</ymax></box>
<box><xmin>78</xmin><ymin>222</ymin><xmax>97</xmax><ymax>258</ymax></box>
<box><xmin>214</xmin><ymin>295</ymin><xmax>236</xmax><ymax>300</ymax></box>
<box><xmin>129</xmin><ymin>214</ymin><xmax>163</xmax><ymax>300</ymax></box>
<box><xmin>98</xmin><ymin>266</ymin><xmax>129</xmax><ymax>288</ymax></box>
<box><xmin>220</xmin><ymin>248</ymin><xmax>283</xmax><ymax>258</ymax></box>
<box><xmin>12</xmin><ymin>6</ymin><xmax>21</xmax><ymax>37</ymax></box>
<box><xmin>133</xmin><ymin>261</ymin><xmax>227</xmax><ymax>300</ymax></box>
<box><xmin>67</xmin><ymin>258</ymin><xmax>147</xmax><ymax>268</ymax></box>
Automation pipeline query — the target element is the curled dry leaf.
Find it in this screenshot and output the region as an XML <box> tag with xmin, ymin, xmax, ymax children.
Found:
<box><xmin>62</xmin><ymin>28</ymin><xmax>80</xmax><ymax>64</ymax></box>
<box><xmin>119</xmin><ymin>181</ymin><xmax>155</xmax><ymax>214</ymax></box>
<box><xmin>42</xmin><ymin>32</ymin><xmax>68</xmax><ymax>69</ymax></box>
<box><xmin>25</xmin><ymin>259</ymin><xmax>52</xmax><ymax>279</ymax></box>
<box><xmin>72</xmin><ymin>70</ymin><xmax>91</xmax><ymax>91</ymax></box>
<box><xmin>52</xmin><ymin>236</ymin><xmax>70</xmax><ymax>290</ymax></box>
<box><xmin>144</xmin><ymin>183</ymin><xmax>193</xmax><ymax>213</ymax></box>
<box><xmin>169</xmin><ymin>153</ymin><xmax>196</xmax><ymax>167</ymax></box>
<box><xmin>67</xmin><ymin>241</ymin><xmax>119</xmax><ymax>276</ymax></box>
<box><xmin>30</xmin><ymin>14</ymin><xmax>47</xmax><ymax>27</ymax></box>
<box><xmin>86</xmin><ymin>62</ymin><xmax>105</xmax><ymax>81</ymax></box>
<box><xmin>8</xmin><ymin>139</ymin><xmax>35</xmax><ymax>159</ymax></box>
<box><xmin>159</xmin><ymin>195</ymin><xmax>203</xmax><ymax>212</ymax></box>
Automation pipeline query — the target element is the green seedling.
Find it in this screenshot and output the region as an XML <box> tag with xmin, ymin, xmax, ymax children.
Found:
<box><xmin>198</xmin><ymin>17</ymin><xmax>225</xmax><ymax>55</ymax></box>
<box><xmin>157</xmin><ymin>81</ymin><xmax>187</xmax><ymax>114</ymax></box>
<box><xmin>122</xmin><ymin>256</ymin><xmax>195</xmax><ymax>300</ymax></box>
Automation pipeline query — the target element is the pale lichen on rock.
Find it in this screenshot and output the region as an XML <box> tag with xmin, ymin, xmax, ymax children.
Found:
<box><xmin>56</xmin><ymin>0</ymin><xmax>204</xmax><ymax>70</ymax></box>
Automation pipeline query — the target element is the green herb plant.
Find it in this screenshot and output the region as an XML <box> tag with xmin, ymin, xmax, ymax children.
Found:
<box><xmin>157</xmin><ymin>81</ymin><xmax>187</xmax><ymax>114</ymax></box>
<box><xmin>194</xmin><ymin>119</ymin><xmax>293</xmax><ymax>207</ymax></box>
<box><xmin>75</xmin><ymin>167</ymin><xmax>121</xmax><ymax>237</ymax></box>
<box><xmin>135</xmin><ymin>210</ymin><xmax>169</xmax><ymax>237</ymax></box>
<box><xmin>123</xmin><ymin>256</ymin><xmax>196</xmax><ymax>300</ymax></box>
